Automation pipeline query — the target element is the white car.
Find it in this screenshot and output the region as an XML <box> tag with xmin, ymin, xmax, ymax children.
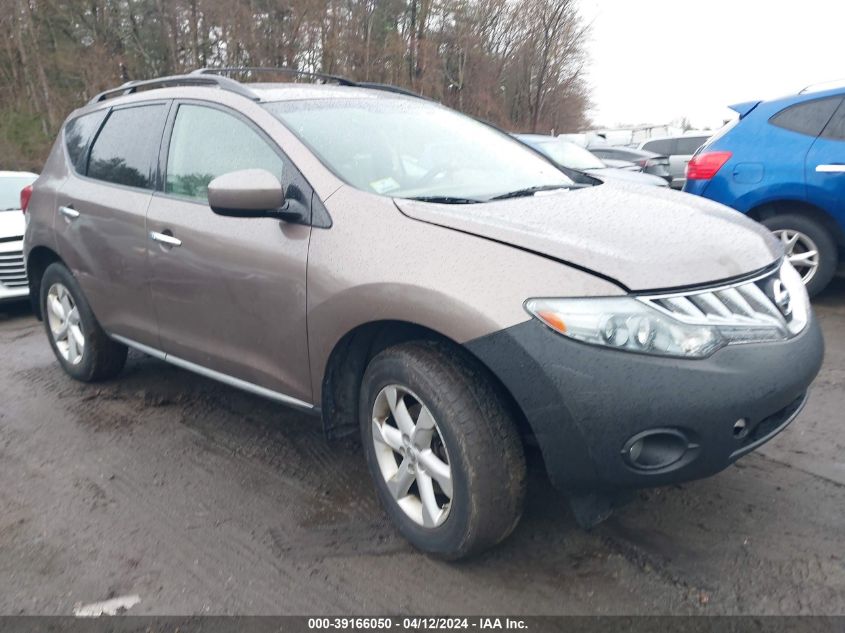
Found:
<box><xmin>0</xmin><ymin>171</ymin><xmax>37</xmax><ymax>303</ymax></box>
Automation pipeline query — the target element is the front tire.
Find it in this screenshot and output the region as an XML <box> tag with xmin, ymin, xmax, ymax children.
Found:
<box><xmin>761</xmin><ymin>214</ymin><xmax>838</xmax><ymax>297</ymax></box>
<box><xmin>40</xmin><ymin>263</ymin><xmax>127</xmax><ymax>382</ymax></box>
<box><xmin>360</xmin><ymin>341</ymin><xmax>526</xmax><ymax>559</ymax></box>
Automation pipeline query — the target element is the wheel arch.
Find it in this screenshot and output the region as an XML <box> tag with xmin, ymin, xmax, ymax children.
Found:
<box><xmin>747</xmin><ymin>199</ymin><xmax>845</xmax><ymax>248</ymax></box>
<box><xmin>26</xmin><ymin>246</ymin><xmax>64</xmax><ymax>320</ymax></box>
<box><xmin>320</xmin><ymin>319</ymin><xmax>534</xmax><ymax>448</ymax></box>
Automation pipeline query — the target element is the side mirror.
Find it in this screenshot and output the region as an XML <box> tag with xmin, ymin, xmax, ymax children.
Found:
<box><xmin>207</xmin><ymin>169</ymin><xmax>295</xmax><ymax>219</ymax></box>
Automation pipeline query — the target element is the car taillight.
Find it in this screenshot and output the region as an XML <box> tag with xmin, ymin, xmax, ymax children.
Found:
<box><xmin>686</xmin><ymin>151</ymin><xmax>732</xmax><ymax>180</ymax></box>
<box><xmin>20</xmin><ymin>184</ymin><xmax>33</xmax><ymax>214</ymax></box>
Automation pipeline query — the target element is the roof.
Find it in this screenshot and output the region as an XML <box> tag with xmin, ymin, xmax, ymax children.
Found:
<box><xmin>247</xmin><ymin>83</ymin><xmax>403</xmax><ymax>102</ymax></box>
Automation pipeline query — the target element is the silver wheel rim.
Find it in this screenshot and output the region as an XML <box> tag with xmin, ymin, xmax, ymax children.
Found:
<box><xmin>46</xmin><ymin>283</ymin><xmax>85</xmax><ymax>366</ymax></box>
<box><xmin>774</xmin><ymin>229</ymin><xmax>820</xmax><ymax>285</ymax></box>
<box><xmin>371</xmin><ymin>385</ymin><xmax>453</xmax><ymax>528</ymax></box>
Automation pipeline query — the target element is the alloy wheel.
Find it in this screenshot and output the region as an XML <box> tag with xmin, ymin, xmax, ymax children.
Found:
<box><xmin>371</xmin><ymin>384</ymin><xmax>453</xmax><ymax>528</ymax></box>
<box><xmin>46</xmin><ymin>282</ymin><xmax>85</xmax><ymax>365</ymax></box>
<box><xmin>774</xmin><ymin>229</ymin><xmax>820</xmax><ymax>285</ymax></box>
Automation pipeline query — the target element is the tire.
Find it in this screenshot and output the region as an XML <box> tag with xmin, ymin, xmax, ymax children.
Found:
<box><xmin>40</xmin><ymin>262</ymin><xmax>127</xmax><ymax>382</ymax></box>
<box><xmin>761</xmin><ymin>213</ymin><xmax>838</xmax><ymax>297</ymax></box>
<box><xmin>359</xmin><ymin>340</ymin><xmax>526</xmax><ymax>559</ymax></box>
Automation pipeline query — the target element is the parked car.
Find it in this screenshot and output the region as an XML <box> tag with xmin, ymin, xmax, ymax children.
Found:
<box><xmin>639</xmin><ymin>132</ymin><xmax>711</xmax><ymax>189</ymax></box>
<box><xmin>684</xmin><ymin>86</ymin><xmax>845</xmax><ymax>296</ymax></box>
<box><xmin>587</xmin><ymin>145</ymin><xmax>672</xmax><ymax>183</ymax></box>
<box><xmin>516</xmin><ymin>135</ymin><xmax>669</xmax><ymax>187</ymax></box>
<box><xmin>0</xmin><ymin>171</ymin><xmax>37</xmax><ymax>303</ymax></box>
<box><xmin>24</xmin><ymin>70</ymin><xmax>823</xmax><ymax>559</ymax></box>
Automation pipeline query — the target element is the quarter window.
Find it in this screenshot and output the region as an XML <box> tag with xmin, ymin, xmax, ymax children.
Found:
<box><xmin>769</xmin><ymin>97</ymin><xmax>842</xmax><ymax>137</ymax></box>
<box><xmin>87</xmin><ymin>104</ymin><xmax>167</xmax><ymax>189</ymax></box>
<box><xmin>64</xmin><ymin>110</ymin><xmax>108</xmax><ymax>174</ymax></box>
<box><xmin>165</xmin><ymin>105</ymin><xmax>285</xmax><ymax>201</ymax></box>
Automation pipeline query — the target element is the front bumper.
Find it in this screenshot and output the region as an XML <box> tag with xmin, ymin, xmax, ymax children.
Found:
<box><xmin>466</xmin><ymin>315</ymin><xmax>824</xmax><ymax>491</ymax></box>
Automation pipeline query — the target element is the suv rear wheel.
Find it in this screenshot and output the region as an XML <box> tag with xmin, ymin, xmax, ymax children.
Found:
<box><xmin>359</xmin><ymin>341</ymin><xmax>526</xmax><ymax>559</ymax></box>
<box><xmin>761</xmin><ymin>214</ymin><xmax>838</xmax><ymax>297</ymax></box>
<box><xmin>41</xmin><ymin>263</ymin><xmax>127</xmax><ymax>382</ymax></box>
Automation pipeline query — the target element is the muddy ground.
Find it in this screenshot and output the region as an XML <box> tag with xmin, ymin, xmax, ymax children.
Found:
<box><xmin>0</xmin><ymin>280</ymin><xmax>843</xmax><ymax>616</ymax></box>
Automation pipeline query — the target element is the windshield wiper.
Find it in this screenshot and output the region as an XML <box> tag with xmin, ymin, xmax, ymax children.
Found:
<box><xmin>489</xmin><ymin>184</ymin><xmax>583</xmax><ymax>201</ymax></box>
<box><xmin>407</xmin><ymin>195</ymin><xmax>483</xmax><ymax>204</ymax></box>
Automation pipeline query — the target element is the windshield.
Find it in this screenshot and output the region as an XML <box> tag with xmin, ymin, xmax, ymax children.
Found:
<box><xmin>263</xmin><ymin>97</ymin><xmax>574</xmax><ymax>201</ymax></box>
<box><xmin>0</xmin><ymin>175</ymin><xmax>36</xmax><ymax>211</ymax></box>
<box><xmin>532</xmin><ymin>139</ymin><xmax>605</xmax><ymax>171</ymax></box>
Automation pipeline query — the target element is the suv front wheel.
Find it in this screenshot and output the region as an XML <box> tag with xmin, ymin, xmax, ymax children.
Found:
<box><xmin>40</xmin><ymin>262</ymin><xmax>127</xmax><ymax>382</ymax></box>
<box><xmin>360</xmin><ymin>341</ymin><xmax>526</xmax><ymax>559</ymax></box>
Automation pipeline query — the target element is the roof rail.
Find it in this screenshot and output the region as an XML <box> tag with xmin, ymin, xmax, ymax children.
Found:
<box><xmin>89</xmin><ymin>74</ymin><xmax>258</xmax><ymax>104</ymax></box>
<box><xmin>192</xmin><ymin>67</ymin><xmax>356</xmax><ymax>86</ymax></box>
<box><xmin>90</xmin><ymin>67</ymin><xmax>428</xmax><ymax>105</ymax></box>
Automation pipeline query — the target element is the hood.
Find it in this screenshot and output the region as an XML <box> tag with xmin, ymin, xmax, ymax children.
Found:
<box><xmin>394</xmin><ymin>182</ymin><xmax>782</xmax><ymax>292</ymax></box>
<box><xmin>0</xmin><ymin>210</ymin><xmax>25</xmax><ymax>240</ymax></box>
<box><xmin>587</xmin><ymin>167</ymin><xmax>668</xmax><ymax>187</ymax></box>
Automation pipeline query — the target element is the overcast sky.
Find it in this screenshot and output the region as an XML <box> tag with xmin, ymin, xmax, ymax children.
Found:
<box><xmin>578</xmin><ymin>0</ymin><xmax>845</xmax><ymax>130</ymax></box>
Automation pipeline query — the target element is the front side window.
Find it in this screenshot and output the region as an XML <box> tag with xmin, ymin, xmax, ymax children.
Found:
<box><xmin>769</xmin><ymin>97</ymin><xmax>842</xmax><ymax>137</ymax></box>
<box><xmin>165</xmin><ymin>105</ymin><xmax>285</xmax><ymax>201</ymax></box>
<box><xmin>64</xmin><ymin>110</ymin><xmax>108</xmax><ymax>173</ymax></box>
<box><xmin>263</xmin><ymin>97</ymin><xmax>573</xmax><ymax>201</ymax></box>
<box><xmin>87</xmin><ymin>104</ymin><xmax>167</xmax><ymax>189</ymax></box>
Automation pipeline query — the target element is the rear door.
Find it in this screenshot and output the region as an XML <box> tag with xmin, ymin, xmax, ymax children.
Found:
<box><xmin>55</xmin><ymin>102</ymin><xmax>169</xmax><ymax>346</ymax></box>
<box><xmin>145</xmin><ymin>101</ymin><xmax>313</xmax><ymax>403</ymax></box>
<box><xmin>805</xmin><ymin>99</ymin><xmax>845</xmax><ymax>225</ymax></box>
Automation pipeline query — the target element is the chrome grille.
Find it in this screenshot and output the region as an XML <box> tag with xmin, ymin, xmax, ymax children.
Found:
<box><xmin>640</xmin><ymin>263</ymin><xmax>807</xmax><ymax>337</ymax></box>
<box><xmin>0</xmin><ymin>248</ymin><xmax>27</xmax><ymax>289</ymax></box>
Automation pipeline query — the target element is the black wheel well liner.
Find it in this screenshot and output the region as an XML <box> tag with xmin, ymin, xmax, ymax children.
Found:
<box><xmin>25</xmin><ymin>246</ymin><xmax>63</xmax><ymax>320</ymax></box>
<box><xmin>320</xmin><ymin>320</ymin><xmax>534</xmax><ymax>446</ymax></box>
<box><xmin>747</xmin><ymin>200</ymin><xmax>845</xmax><ymax>248</ymax></box>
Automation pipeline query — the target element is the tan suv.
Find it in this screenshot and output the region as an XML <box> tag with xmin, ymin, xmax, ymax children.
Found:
<box><xmin>24</xmin><ymin>69</ymin><xmax>823</xmax><ymax>559</ymax></box>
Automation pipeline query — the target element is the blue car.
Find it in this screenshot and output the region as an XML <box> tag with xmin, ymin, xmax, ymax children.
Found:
<box><xmin>684</xmin><ymin>85</ymin><xmax>845</xmax><ymax>296</ymax></box>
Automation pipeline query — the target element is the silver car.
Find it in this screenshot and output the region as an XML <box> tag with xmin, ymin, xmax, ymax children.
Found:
<box><xmin>0</xmin><ymin>171</ymin><xmax>37</xmax><ymax>303</ymax></box>
<box><xmin>640</xmin><ymin>133</ymin><xmax>711</xmax><ymax>189</ymax></box>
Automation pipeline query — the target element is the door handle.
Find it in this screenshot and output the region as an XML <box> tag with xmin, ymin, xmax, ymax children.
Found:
<box><xmin>59</xmin><ymin>205</ymin><xmax>80</xmax><ymax>220</ymax></box>
<box><xmin>149</xmin><ymin>231</ymin><xmax>182</xmax><ymax>247</ymax></box>
<box><xmin>815</xmin><ymin>164</ymin><xmax>845</xmax><ymax>173</ymax></box>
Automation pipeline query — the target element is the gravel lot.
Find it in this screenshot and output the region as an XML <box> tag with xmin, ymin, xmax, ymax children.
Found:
<box><xmin>0</xmin><ymin>280</ymin><xmax>843</xmax><ymax>616</ymax></box>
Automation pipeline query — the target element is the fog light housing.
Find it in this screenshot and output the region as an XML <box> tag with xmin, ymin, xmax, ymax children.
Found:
<box><xmin>622</xmin><ymin>429</ymin><xmax>691</xmax><ymax>471</ymax></box>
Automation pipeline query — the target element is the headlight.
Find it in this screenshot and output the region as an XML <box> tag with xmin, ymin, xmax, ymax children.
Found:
<box><xmin>526</xmin><ymin>296</ymin><xmax>727</xmax><ymax>358</ymax></box>
<box><xmin>525</xmin><ymin>261</ymin><xmax>809</xmax><ymax>359</ymax></box>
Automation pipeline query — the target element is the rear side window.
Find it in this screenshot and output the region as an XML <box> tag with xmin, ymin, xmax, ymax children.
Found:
<box><xmin>675</xmin><ymin>136</ymin><xmax>708</xmax><ymax>155</ymax></box>
<box><xmin>165</xmin><ymin>104</ymin><xmax>285</xmax><ymax>201</ymax></box>
<box><xmin>64</xmin><ymin>111</ymin><xmax>108</xmax><ymax>173</ymax></box>
<box><xmin>820</xmin><ymin>101</ymin><xmax>845</xmax><ymax>141</ymax></box>
<box><xmin>641</xmin><ymin>139</ymin><xmax>674</xmax><ymax>156</ymax></box>
<box><xmin>87</xmin><ymin>104</ymin><xmax>167</xmax><ymax>189</ymax></box>
<box><xmin>769</xmin><ymin>97</ymin><xmax>842</xmax><ymax>137</ymax></box>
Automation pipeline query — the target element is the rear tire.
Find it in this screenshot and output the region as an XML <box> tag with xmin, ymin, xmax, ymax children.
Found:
<box><xmin>360</xmin><ymin>340</ymin><xmax>526</xmax><ymax>559</ymax></box>
<box><xmin>40</xmin><ymin>262</ymin><xmax>127</xmax><ymax>382</ymax></box>
<box><xmin>761</xmin><ymin>213</ymin><xmax>838</xmax><ymax>297</ymax></box>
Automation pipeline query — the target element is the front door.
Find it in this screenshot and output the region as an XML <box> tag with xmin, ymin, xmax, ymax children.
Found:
<box><xmin>145</xmin><ymin>102</ymin><xmax>313</xmax><ymax>403</ymax></box>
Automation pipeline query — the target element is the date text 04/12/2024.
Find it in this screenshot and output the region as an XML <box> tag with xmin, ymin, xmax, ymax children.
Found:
<box><xmin>307</xmin><ymin>618</ymin><xmax>528</xmax><ymax>629</ymax></box>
